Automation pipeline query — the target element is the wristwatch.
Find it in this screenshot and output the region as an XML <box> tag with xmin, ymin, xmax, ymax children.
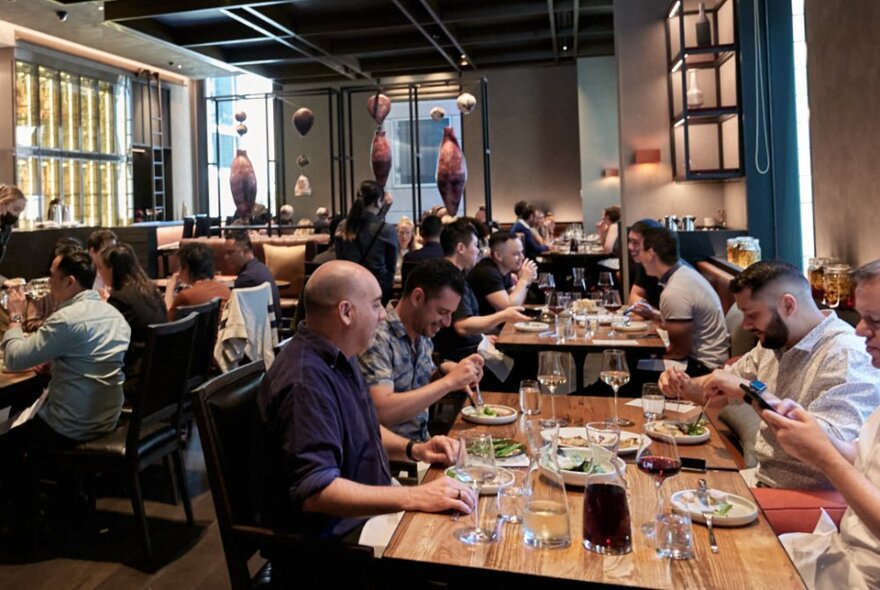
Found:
<box><xmin>9</xmin><ymin>313</ymin><xmax>22</xmax><ymax>324</ymax></box>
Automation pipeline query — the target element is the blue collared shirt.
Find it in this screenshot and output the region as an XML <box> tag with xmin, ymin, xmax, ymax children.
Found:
<box><xmin>2</xmin><ymin>289</ymin><xmax>130</xmax><ymax>441</ymax></box>
<box><xmin>256</xmin><ymin>323</ymin><xmax>391</xmax><ymax>540</ymax></box>
<box><xmin>359</xmin><ymin>305</ymin><xmax>436</xmax><ymax>441</ymax></box>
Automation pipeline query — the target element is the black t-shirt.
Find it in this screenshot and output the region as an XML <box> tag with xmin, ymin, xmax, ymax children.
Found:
<box><xmin>432</xmin><ymin>281</ymin><xmax>482</xmax><ymax>362</ymax></box>
<box><xmin>467</xmin><ymin>258</ymin><xmax>513</xmax><ymax>317</ymax></box>
<box><xmin>632</xmin><ymin>262</ymin><xmax>662</xmax><ymax>308</ymax></box>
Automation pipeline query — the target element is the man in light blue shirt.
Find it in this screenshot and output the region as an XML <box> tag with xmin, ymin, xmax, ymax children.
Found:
<box><xmin>2</xmin><ymin>249</ymin><xmax>131</xmax><ymax>446</ymax></box>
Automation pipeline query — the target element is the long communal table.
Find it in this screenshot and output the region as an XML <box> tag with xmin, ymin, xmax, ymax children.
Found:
<box><xmin>383</xmin><ymin>393</ymin><xmax>804</xmax><ymax>589</ymax></box>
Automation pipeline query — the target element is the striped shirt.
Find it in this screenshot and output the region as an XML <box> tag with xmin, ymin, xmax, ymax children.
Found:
<box><xmin>727</xmin><ymin>311</ymin><xmax>880</xmax><ymax>488</ymax></box>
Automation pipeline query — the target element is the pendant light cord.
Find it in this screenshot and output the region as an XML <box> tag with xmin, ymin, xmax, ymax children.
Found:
<box><xmin>753</xmin><ymin>0</ymin><xmax>771</xmax><ymax>174</ymax></box>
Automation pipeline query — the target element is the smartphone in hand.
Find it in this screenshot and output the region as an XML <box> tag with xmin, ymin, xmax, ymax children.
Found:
<box><xmin>739</xmin><ymin>382</ymin><xmax>777</xmax><ymax>414</ymax></box>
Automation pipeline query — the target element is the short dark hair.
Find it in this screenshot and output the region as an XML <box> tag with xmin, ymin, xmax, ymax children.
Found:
<box><xmin>604</xmin><ymin>206</ymin><xmax>621</xmax><ymax>223</ymax></box>
<box><xmin>440</xmin><ymin>219</ymin><xmax>478</xmax><ymax>256</ymax></box>
<box><xmin>853</xmin><ymin>260</ymin><xmax>880</xmax><ymax>288</ymax></box>
<box><xmin>403</xmin><ymin>258</ymin><xmax>466</xmax><ymax>299</ymax></box>
<box><xmin>56</xmin><ymin>249</ymin><xmax>96</xmax><ymax>290</ymax></box>
<box><xmin>641</xmin><ymin>227</ymin><xmax>679</xmax><ymax>265</ymax></box>
<box><xmin>54</xmin><ymin>236</ymin><xmax>83</xmax><ymax>257</ymax></box>
<box><xmin>419</xmin><ymin>215</ymin><xmax>443</xmax><ymax>240</ymax></box>
<box><xmin>630</xmin><ymin>218</ymin><xmax>662</xmax><ymax>235</ymax></box>
<box><xmin>514</xmin><ymin>200</ymin><xmax>529</xmax><ymax>218</ymax></box>
<box><xmin>520</xmin><ymin>204</ymin><xmax>538</xmax><ymax>220</ymax></box>
<box><xmin>730</xmin><ymin>260</ymin><xmax>809</xmax><ymax>297</ymax></box>
<box><xmin>177</xmin><ymin>242</ymin><xmax>215</xmax><ymax>281</ymax></box>
<box><xmin>490</xmin><ymin>231</ymin><xmax>518</xmax><ymax>252</ymax></box>
<box><xmin>87</xmin><ymin>229</ymin><xmax>117</xmax><ymax>252</ymax></box>
<box><xmin>225</xmin><ymin>229</ymin><xmax>253</xmax><ymax>252</ymax></box>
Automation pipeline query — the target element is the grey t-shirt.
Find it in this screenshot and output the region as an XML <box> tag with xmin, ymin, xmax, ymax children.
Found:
<box><xmin>659</xmin><ymin>265</ymin><xmax>729</xmax><ymax>369</ymax></box>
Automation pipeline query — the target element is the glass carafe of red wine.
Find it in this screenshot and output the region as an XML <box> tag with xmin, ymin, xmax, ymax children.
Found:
<box><xmin>582</xmin><ymin>429</ymin><xmax>633</xmax><ymax>555</ymax></box>
<box><xmin>523</xmin><ymin>425</ymin><xmax>571</xmax><ymax>549</ymax></box>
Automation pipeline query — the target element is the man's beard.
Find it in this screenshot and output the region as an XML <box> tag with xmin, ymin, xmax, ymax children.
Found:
<box><xmin>761</xmin><ymin>310</ymin><xmax>790</xmax><ymax>349</ymax></box>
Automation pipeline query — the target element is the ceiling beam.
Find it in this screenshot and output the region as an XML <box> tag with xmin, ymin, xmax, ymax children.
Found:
<box><xmin>573</xmin><ymin>0</ymin><xmax>580</xmax><ymax>55</ymax></box>
<box><xmin>547</xmin><ymin>0</ymin><xmax>559</xmax><ymax>61</ymax></box>
<box><xmin>389</xmin><ymin>0</ymin><xmax>460</xmax><ymax>73</ymax></box>
<box><xmin>418</xmin><ymin>0</ymin><xmax>475</xmax><ymax>67</ymax></box>
<box><xmin>104</xmin><ymin>0</ymin><xmax>291</xmax><ymax>22</ymax></box>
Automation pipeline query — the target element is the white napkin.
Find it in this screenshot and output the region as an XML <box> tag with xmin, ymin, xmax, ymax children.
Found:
<box><xmin>359</xmin><ymin>479</ymin><xmax>405</xmax><ymax>555</ymax></box>
<box><xmin>625</xmin><ymin>398</ymin><xmax>697</xmax><ymax>414</ymax></box>
<box><xmin>478</xmin><ymin>335</ymin><xmax>514</xmax><ymax>382</ymax></box>
<box><xmin>590</xmin><ymin>339</ymin><xmax>640</xmax><ymax>347</ymax></box>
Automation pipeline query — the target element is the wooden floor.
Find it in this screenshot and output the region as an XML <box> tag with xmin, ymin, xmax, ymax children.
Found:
<box><xmin>0</xmin><ymin>430</ymin><xmax>249</xmax><ymax>590</ymax></box>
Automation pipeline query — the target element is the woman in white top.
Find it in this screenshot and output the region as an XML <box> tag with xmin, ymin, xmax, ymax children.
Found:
<box><xmin>595</xmin><ymin>205</ymin><xmax>621</xmax><ymax>255</ymax></box>
<box><xmin>762</xmin><ymin>260</ymin><xmax>880</xmax><ymax>590</ymax></box>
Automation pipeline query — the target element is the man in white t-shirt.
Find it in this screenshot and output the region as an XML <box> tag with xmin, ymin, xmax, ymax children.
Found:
<box><xmin>631</xmin><ymin>226</ymin><xmax>729</xmax><ymax>374</ymax></box>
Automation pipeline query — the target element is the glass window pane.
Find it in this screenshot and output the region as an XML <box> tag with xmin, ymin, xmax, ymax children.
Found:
<box><xmin>81</xmin><ymin>77</ymin><xmax>99</xmax><ymax>152</ymax></box>
<box><xmin>15</xmin><ymin>62</ymin><xmax>38</xmax><ymax>148</ymax></box>
<box><xmin>99</xmin><ymin>81</ymin><xmax>115</xmax><ymax>154</ymax></box>
<box><xmin>60</xmin><ymin>72</ymin><xmax>80</xmax><ymax>151</ymax></box>
<box><xmin>82</xmin><ymin>160</ymin><xmax>99</xmax><ymax>226</ymax></box>
<box><xmin>39</xmin><ymin>66</ymin><xmax>59</xmax><ymax>149</ymax></box>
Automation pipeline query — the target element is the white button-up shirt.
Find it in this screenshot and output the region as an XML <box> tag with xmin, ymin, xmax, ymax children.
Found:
<box><xmin>727</xmin><ymin>311</ymin><xmax>880</xmax><ymax>489</ymax></box>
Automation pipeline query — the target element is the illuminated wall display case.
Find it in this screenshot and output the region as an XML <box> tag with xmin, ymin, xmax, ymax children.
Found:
<box><xmin>665</xmin><ymin>0</ymin><xmax>744</xmax><ymax>181</ymax></box>
<box><xmin>14</xmin><ymin>57</ymin><xmax>131</xmax><ymax>225</ymax></box>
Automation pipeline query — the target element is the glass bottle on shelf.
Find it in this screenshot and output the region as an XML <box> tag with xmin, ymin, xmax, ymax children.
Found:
<box><xmin>695</xmin><ymin>1</ymin><xmax>712</xmax><ymax>47</ymax></box>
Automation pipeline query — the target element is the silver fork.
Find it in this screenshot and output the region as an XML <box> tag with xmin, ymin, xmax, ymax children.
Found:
<box><xmin>697</xmin><ymin>478</ymin><xmax>718</xmax><ymax>553</ymax></box>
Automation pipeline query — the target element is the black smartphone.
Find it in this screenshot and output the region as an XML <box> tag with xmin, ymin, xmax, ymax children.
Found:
<box><xmin>680</xmin><ymin>457</ymin><xmax>707</xmax><ymax>472</ymax></box>
<box><xmin>521</xmin><ymin>307</ymin><xmax>543</xmax><ymax>319</ymax></box>
<box><xmin>739</xmin><ymin>383</ymin><xmax>777</xmax><ymax>414</ymax></box>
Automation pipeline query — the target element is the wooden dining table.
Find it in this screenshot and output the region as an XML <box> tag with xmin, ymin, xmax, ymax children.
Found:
<box><xmin>495</xmin><ymin>318</ymin><xmax>667</xmax><ymax>392</ymax></box>
<box><xmin>383</xmin><ymin>393</ymin><xmax>804</xmax><ymax>588</ymax></box>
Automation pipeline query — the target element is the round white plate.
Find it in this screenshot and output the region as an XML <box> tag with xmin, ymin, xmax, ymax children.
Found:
<box><xmin>461</xmin><ymin>404</ymin><xmax>518</xmax><ymax>425</ymax></box>
<box><xmin>671</xmin><ymin>489</ymin><xmax>759</xmax><ymax>527</ymax></box>
<box><xmin>541</xmin><ymin>448</ymin><xmax>628</xmax><ymax>487</ymax></box>
<box><xmin>446</xmin><ymin>467</ymin><xmax>516</xmax><ymax>495</ymax></box>
<box><xmin>645</xmin><ymin>421</ymin><xmax>711</xmax><ymax>445</ymax></box>
<box><xmin>514</xmin><ymin>321</ymin><xmax>550</xmax><ymax>333</ymax></box>
<box><xmin>610</xmin><ymin>321</ymin><xmax>650</xmax><ymax>332</ymax></box>
<box><xmin>544</xmin><ymin>427</ymin><xmax>647</xmax><ymax>456</ymax></box>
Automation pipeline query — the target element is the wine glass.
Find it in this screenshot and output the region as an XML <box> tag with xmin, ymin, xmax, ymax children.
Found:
<box><xmin>636</xmin><ymin>425</ymin><xmax>681</xmax><ymax>537</ymax></box>
<box><xmin>600</xmin><ymin>349</ymin><xmax>633</xmax><ymax>427</ymax></box>
<box><xmin>603</xmin><ymin>290</ymin><xmax>623</xmax><ymax>337</ymax></box>
<box><xmin>454</xmin><ymin>433</ymin><xmax>498</xmax><ymax>545</ymax></box>
<box><xmin>538</xmin><ymin>272</ymin><xmax>555</xmax><ymax>305</ymax></box>
<box><xmin>642</xmin><ymin>383</ymin><xmax>666</xmax><ymax>422</ymax></box>
<box><xmin>538</xmin><ymin>351</ymin><xmax>569</xmax><ymax>427</ymax></box>
<box><xmin>546</xmin><ymin>291</ymin><xmax>563</xmax><ymax>321</ymax></box>
<box><xmin>598</xmin><ymin>272</ymin><xmax>614</xmax><ymax>293</ymax></box>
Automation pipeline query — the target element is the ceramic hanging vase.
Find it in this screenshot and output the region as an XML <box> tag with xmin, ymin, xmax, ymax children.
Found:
<box><xmin>686</xmin><ymin>69</ymin><xmax>704</xmax><ymax>108</ymax></box>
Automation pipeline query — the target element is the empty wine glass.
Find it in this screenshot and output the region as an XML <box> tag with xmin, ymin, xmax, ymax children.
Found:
<box><xmin>600</xmin><ymin>349</ymin><xmax>633</xmax><ymax>427</ymax></box>
<box><xmin>538</xmin><ymin>351</ymin><xmax>569</xmax><ymax>427</ymax></box>
<box><xmin>598</xmin><ymin>272</ymin><xmax>614</xmax><ymax>292</ymax></box>
<box><xmin>636</xmin><ymin>426</ymin><xmax>681</xmax><ymax>540</ymax></box>
<box><xmin>454</xmin><ymin>433</ymin><xmax>498</xmax><ymax>545</ymax></box>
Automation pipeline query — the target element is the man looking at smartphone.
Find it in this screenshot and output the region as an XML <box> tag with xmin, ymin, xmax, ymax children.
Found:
<box><xmin>659</xmin><ymin>260</ymin><xmax>879</xmax><ymax>489</ymax></box>
<box><xmin>758</xmin><ymin>260</ymin><xmax>880</xmax><ymax>589</ymax></box>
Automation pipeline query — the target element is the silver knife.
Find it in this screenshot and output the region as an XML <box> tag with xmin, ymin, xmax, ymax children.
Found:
<box><xmin>697</xmin><ymin>478</ymin><xmax>718</xmax><ymax>553</ymax></box>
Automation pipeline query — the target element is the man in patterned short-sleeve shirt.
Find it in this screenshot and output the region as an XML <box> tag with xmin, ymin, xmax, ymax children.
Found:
<box><xmin>359</xmin><ymin>258</ymin><xmax>484</xmax><ymax>441</ymax></box>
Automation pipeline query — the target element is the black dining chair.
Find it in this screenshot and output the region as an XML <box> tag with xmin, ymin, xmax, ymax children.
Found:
<box><xmin>191</xmin><ymin>362</ymin><xmax>376</xmax><ymax>589</ymax></box>
<box><xmin>43</xmin><ymin>312</ymin><xmax>199</xmax><ymax>558</ymax></box>
<box><xmin>175</xmin><ymin>297</ymin><xmax>222</xmax><ymax>392</ymax></box>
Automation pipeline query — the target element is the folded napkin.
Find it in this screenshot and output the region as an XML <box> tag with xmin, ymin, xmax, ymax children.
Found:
<box><xmin>625</xmin><ymin>398</ymin><xmax>698</xmax><ymax>414</ymax></box>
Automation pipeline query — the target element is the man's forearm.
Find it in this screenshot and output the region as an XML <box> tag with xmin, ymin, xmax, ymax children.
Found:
<box><xmin>508</xmin><ymin>281</ymin><xmax>530</xmax><ymax>306</ymax></box>
<box><xmin>380</xmin><ymin>425</ymin><xmax>410</xmax><ymax>461</ymax></box>
<box><xmin>454</xmin><ymin>313</ymin><xmax>506</xmax><ymax>336</ymax></box>
<box><xmin>815</xmin><ymin>451</ymin><xmax>880</xmax><ymax>539</ymax></box>
<box><xmin>371</xmin><ymin>379</ymin><xmax>457</xmax><ymax>426</ymax></box>
<box><xmin>302</xmin><ymin>477</ymin><xmax>413</xmax><ymax>517</ymax></box>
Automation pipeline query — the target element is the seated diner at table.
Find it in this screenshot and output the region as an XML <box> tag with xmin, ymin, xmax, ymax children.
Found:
<box><xmin>660</xmin><ymin>260</ymin><xmax>880</xmax><ymax>489</ymax></box>
<box><xmin>164</xmin><ymin>241</ymin><xmax>231</xmax><ymax>320</ymax></box>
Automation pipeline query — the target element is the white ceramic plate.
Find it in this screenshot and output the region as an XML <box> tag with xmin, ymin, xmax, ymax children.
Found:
<box><xmin>645</xmin><ymin>420</ymin><xmax>711</xmax><ymax>445</ymax></box>
<box><xmin>446</xmin><ymin>467</ymin><xmax>516</xmax><ymax>495</ymax></box>
<box><xmin>544</xmin><ymin>427</ymin><xmax>647</xmax><ymax>456</ymax></box>
<box><xmin>541</xmin><ymin>448</ymin><xmax>628</xmax><ymax>487</ymax></box>
<box><xmin>461</xmin><ymin>404</ymin><xmax>518</xmax><ymax>425</ymax></box>
<box><xmin>671</xmin><ymin>489</ymin><xmax>759</xmax><ymax>527</ymax></box>
<box><xmin>514</xmin><ymin>321</ymin><xmax>550</xmax><ymax>333</ymax></box>
<box><xmin>610</xmin><ymin>321</ymin><xmax>650</xmax><ymax>332</ymax></box>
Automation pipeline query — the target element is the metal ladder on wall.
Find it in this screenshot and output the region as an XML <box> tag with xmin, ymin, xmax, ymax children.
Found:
<box><xmin>139</xmin><ymin>69</ymin><xmax>165</xmax><ymax>220</ymax></box>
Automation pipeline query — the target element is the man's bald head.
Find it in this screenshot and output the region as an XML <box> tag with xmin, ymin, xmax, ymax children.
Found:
<box><xmin>304</xmin><ymin>260</ymin><xmax>377</xmax><ymax>319</ymax></box>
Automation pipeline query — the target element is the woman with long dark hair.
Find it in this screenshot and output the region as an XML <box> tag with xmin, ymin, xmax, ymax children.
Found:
<box><xmin>335</xmin><ymin>180</ymin><xmax>398</xmax><ymax>299</ymax></box>
<box><xmin>97</xmin><ymin>242</ymin><xmax>168</xmax><ymax>398</ymax></box>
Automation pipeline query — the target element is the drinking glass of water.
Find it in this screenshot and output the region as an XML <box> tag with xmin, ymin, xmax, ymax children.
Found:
<box><xmin>519</xmin><ymin>379</ymin><xmax>542</xmax><ymax>416</ymax></box>
<box><xmin>641</xmin><ymin>384</ymin><xmax>666</xmax><ymax>421</ymax></box>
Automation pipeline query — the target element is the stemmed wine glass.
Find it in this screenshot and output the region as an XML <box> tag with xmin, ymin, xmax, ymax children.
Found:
<box><xmin>538</xmin><ymin>351</ymin><xmax>570</xmax><ymax>427</ymax></box>
<box><xmin>636</xmin><ymin>426</ymin><xmax>681</xmax><ymax>537</ymax></box>
<box><xmin>600</xmin><ymin>349</ymin><xmax>633</xmax><ymax>427</ymax></box>
<box><xmin>538</xmin><ymin>273</ymin><xmax>555</xmax><ymax>306</ymax></box>
<box><xmin>454</xmin><ymin>433</ymin><xmax>498</xmax><ymax>545</ymax></box>
<box><xmin>603</xmin><ymin>290</ymin><xmax>623</xmax><ymax>337</ymax></box>
<box><xmin>598</xmin><ymin>272</ymin><xmax>614</xmax><ymax>293</ymax></box>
